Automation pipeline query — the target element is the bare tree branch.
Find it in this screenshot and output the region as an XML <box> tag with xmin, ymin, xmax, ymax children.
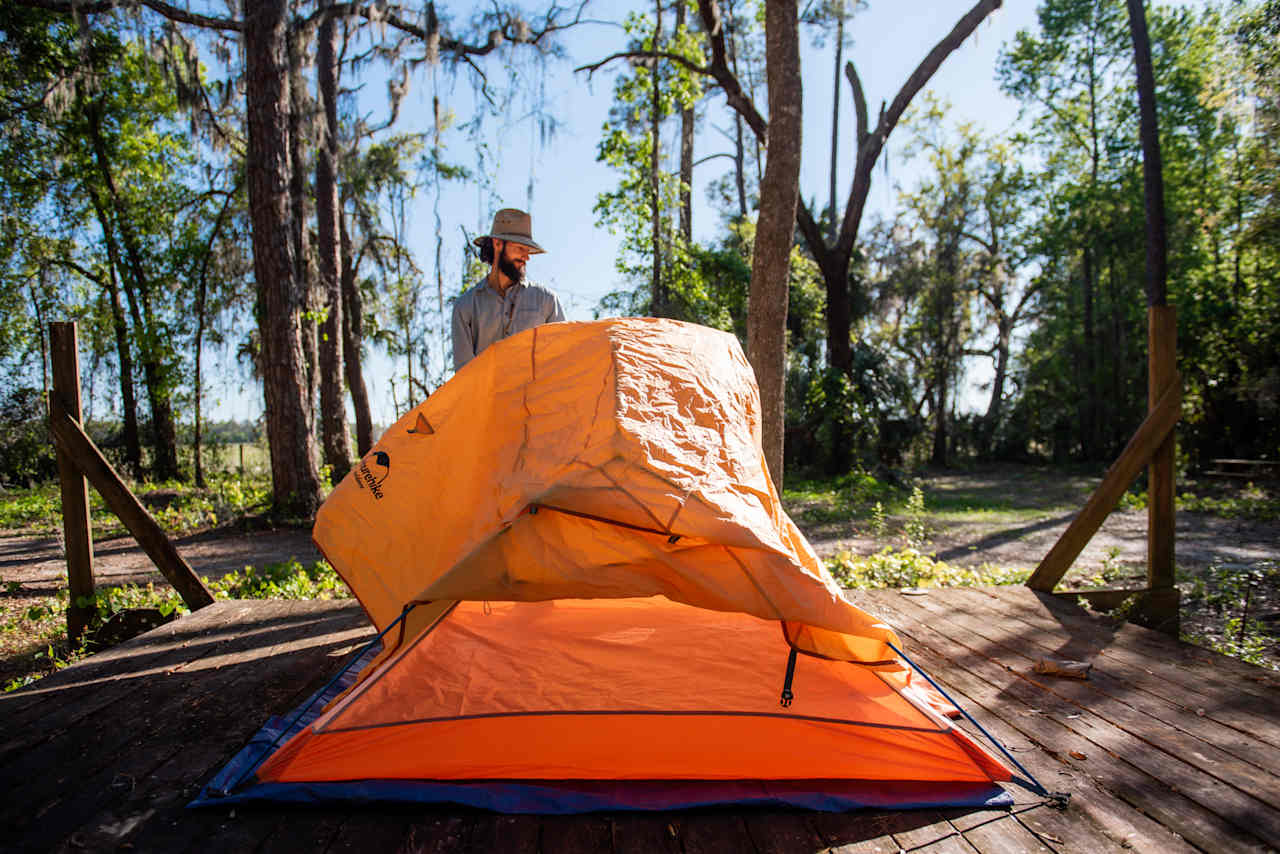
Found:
<box><xmin>844</xmin><ymin>60</ymin><xmax>868</xmax><ymax>150</ymax></box>
<box><xmin>836</xmin><ymin>0</ymin><xmax>1002</xmax><ymax>255</ymax></box>
<box><xmin>15</xmin><ymin>0</ymin><xmax>241</xmax><ymax>32</ymax></box>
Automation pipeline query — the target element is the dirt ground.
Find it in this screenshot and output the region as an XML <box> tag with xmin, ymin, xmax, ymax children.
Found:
<box><xmin>806</xmin><ymin>469</ymin><xmax>1280</xmax><ymax>578</ymax></box>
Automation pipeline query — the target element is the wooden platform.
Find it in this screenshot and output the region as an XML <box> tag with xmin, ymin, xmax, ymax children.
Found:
<box><xmin>3</xmin><ymin>587</ymin><xmax>1279</xmax><ymax>853</ymax></box>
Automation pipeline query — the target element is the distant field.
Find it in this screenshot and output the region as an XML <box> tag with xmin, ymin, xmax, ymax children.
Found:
<box><xmin>196</xmin><ymin>443</ymin><xmax>271</xmax><ymax>476</ymax></box>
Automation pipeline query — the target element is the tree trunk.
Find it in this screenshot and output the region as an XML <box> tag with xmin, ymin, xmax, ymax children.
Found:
<box><xmin>316</xmin><ymin>0</ymin><xmax>353</xmax><ymax>484</ymax></box>
<box><xmin>289</xmin><ymin>39</ymin><xmax>319</xmax><ymax>436</ymax></box>
<box><xmin>677</xmin><ymin>0</ymin><xmax>694</xmax><ymax>243</ymax></box>
<box><xmin>828</xmin><ymin>14</ymin><xmax>843</xmax><ymax>241</ymax></box>
<box><xmin>89</xmin><ymin>196</ymin><xmax>142</xmax><ymax>479</ymax></box>
<box><xmin>1081</xmin><ymin>245</ymin><xmax>1097</xmax><ymax>458</ymax></box>
<box><xmin>980</xmin><ymin>316</ymin><xmax>1012</xmax><ymax>458</ymax></box>
<box><xmin>649</xmin><ymin>0</ymin><xmax>665</xmax><ymax>316</ymax></box>
<box><xmin>340</xmin><ymin>206</ymin><xmax>374</xmax><ymax>456</ymax></box>
<box><xmin>87</xmin><ymin>105</ymin><xmax>180</xmax><ymax>481</ymax></box>
<box><xmin>749</xmin><ymin>0</ymin><xmax>802</xmax><ymax>490</ymax></box>
<box><xmin>1126</xmin><ymin>0</ymin><xmax>1167</xmax><ymax>308</ymax></box>
<box><xmin>244</xmin><ymin>0</ymin><xmax>323</xmax><ymax>516</ymax></box>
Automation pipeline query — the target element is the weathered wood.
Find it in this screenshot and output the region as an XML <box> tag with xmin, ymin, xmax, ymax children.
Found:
<box><xmin>874</xmin><ymin>590</ymin><xmax>1279</xmax><ymax>852</ymax></box>
<box><xmin>887</xmin><ymin>812</ymin><xmax>957</xmax><ymax>850</ymax></box>
<box><xmin>540</xmin><ymin>814</ymin><xmax>612</xmax><ymax>853</ymax></box>
<box><xmin>46</xmin><ymin>404</ymin><xmax>214</xmax><ymax>611</ymax></box>
<box><xmin>743</xmin><ymin>810</ymin><xmax>826</xmax><ymax>853</ymax></box>
<box><xmin>611</xmin><ymin>813</ymin><xmax>683</xmax><ymax>854</ymax></box>
<box><xmin>906</xmin><ymin>589</ymin><xmax>1280</xmax><ymax>816</ymax></box>
<box><xmin>1147</xmin><ymin>305</ymin><xmax>1177</xmax><ymax>599</ymax></box>
<box><xmin>48</xmin><ymin>321</ymin><xmax>95</xmax><ymax>646</ymax></box>
<box><xmin>7</xmin><ymin>601</ymin><xmax>370</xmax><ymax>852</ymax></box>
<box><xmin>1026</xmin><ymin>375</ymin><xmax>1181</xmax><ymax>592</ymax></box>
<box><xmin>465</xmin><ymin>814</ymin><xmax>540</xmax><ymax>853</ymax></box>
<box><xmin>6</xmin><ymin>593</ymin><xmax>1279</xmax><ymax>852</ymax></box>
<box><xmin>989</xmin><ymin>586</ymin><xmax>1280</xmax><ymax>721</ymax></box>
<box><xmin>0</xmin><ymin>600</ymin><xmax>262</xmax><ymax>760</ymax></box>
<box><xmin>680</xmin><ymin>812</ymin><xmax>755</xmax><ymax>854</ymax></box>
<box><xmin>961</xmin><ymin>586</ymin><xmax>1280</xmax><ymax>772</ymax></box>
<box><xmin>959</xmin><ymin>813</ymin><xmax>1050</xmax><ymax>852</ymax></box>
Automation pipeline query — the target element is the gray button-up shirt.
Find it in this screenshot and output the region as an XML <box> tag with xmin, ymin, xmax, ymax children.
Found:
<box><xmin>451</xmin><ymin>279</ymin><xmax>565</xmax><ymax>370</ymax></box>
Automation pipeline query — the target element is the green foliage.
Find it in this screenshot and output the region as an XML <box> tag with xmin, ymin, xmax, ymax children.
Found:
<box><xmin>828</xmin><ymin>547</ymin><xmax>1029</xmax><ymax>590</ymax></box>
<box><xmin>0</xmin><ymin>386</ymin><xmax>57</xmax><ymax>487</ymax></box>
<box><xmin>1120</xmin><ymin>482</ymin><xmax>1280</xmax><ymax>521</ymax></box>
<box><xmin>1180</xmin><ymin>560</ymin><xmax>1279</xmax><ymax>669</ymax></box>
<box><xmin>208</xmin><ymin>558</ymin><xmax>349</xmax><ymax>601</ymax></box>
<box><xmin>782</xmin><ymin>468</ymin><xmax>904</xmax><ymax>526</ymax></box>
<box><xmin>0</xmin><ymin>472</ymin><xmax>270</xmax><ymax>536</ymax></box>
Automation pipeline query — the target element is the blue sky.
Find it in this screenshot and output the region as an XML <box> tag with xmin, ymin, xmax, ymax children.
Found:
<box><xmin>208</xmin><ymin>0</ymin><xmax>1045</xmax><ymax>426</ymax></box>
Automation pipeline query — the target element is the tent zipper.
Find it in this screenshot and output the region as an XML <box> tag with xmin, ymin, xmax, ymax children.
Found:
<box><xmin>780</xmin><ymin>647</ymin><xmax>798</xmax><ymax>707</ymax></box>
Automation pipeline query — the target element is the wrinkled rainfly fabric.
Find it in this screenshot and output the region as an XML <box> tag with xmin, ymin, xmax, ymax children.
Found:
<box><xmin>316</xmin><ymin>318</ymin><xmax>898</xmax><ymax>664</ymax></box>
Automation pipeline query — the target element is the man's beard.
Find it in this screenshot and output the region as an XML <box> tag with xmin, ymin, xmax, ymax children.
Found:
<box><xmin>499</xmin><ymin>254</ymin><xmax>525</xmax><ymax>285</ymax></box>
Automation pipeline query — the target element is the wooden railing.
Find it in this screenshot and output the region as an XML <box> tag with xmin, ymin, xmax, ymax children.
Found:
<box><xmin>1026</xmin><ymin>306</ymin><xmax>1180</xmax><ymax>635</ymax></box>
<box><xmin>48</xmin><ymin>322</ymin><xmax>213</xmax><ymax>646</ymax></box>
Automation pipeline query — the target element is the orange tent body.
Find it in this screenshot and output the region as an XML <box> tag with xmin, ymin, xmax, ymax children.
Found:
<box><xmin>197</xmin><ymin>319</ymin><xmax>1016</xmax><ymax>813</ymax></box>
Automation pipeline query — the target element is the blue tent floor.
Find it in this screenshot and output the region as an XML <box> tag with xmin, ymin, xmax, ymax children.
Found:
<box><xmin>4</xmin><ymin>588</ymin><xmax>1279</xmax><ymax>852</ymax></box>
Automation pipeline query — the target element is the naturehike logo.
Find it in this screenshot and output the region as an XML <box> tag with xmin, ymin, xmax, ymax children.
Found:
<box><xmin>355</xmin><ymin>451</ymin><xmax>390</xmax><ymax>499</ymax></box>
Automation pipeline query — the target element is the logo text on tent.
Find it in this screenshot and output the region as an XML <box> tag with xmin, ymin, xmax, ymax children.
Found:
<box><xmin>355</xmin><ymin>451</ymin><xmax>390</xmax><ymax>499</ymax></box>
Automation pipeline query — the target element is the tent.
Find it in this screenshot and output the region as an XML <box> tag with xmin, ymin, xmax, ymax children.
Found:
<box><xmin>195</xmin><ymin>318</ymin><xmax>1019</xmax><ymax>813</ymax></box>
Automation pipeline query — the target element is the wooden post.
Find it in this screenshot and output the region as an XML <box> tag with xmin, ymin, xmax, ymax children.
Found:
<box><xmin>1026</xmin><ymin>376</ymin><xmax>1181</xmax><ymax>592</ymax></box>
<box><xmin>49</xmin><ymin>322</ymin><xmax>96</xmax><ymax>646</ymax></box>
<box><xmin>1148</xmin><ymin>305</ymin><xmax>1177</xmax><ymax>591</ymax></box>
<box><xmin>47</xmin><ymin>407</ymin><xmax>214</xmax><ymax>611</ymax></box>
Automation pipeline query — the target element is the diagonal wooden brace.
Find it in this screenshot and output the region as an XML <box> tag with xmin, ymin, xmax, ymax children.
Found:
<box><xmin>47</xmin><ymin>403</ymin><xmax>215</xmax><ymax>611</ymax></box>
<box><xmin>1026</xmin><ymin>373</ymin><xmax>1182</xmax><ymax>592</ymax></box>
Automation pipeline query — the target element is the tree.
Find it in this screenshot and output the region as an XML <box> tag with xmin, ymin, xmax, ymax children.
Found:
<box><xmin>749</xmin><ymin>0</ymin><xmax>801</xmax><ymax>487</ymax></box>
<box><xmin>244</xmin><ymin>0</ymin><xmax>324</xmax><ymax>514</ymax></box>
<box><xmin>316</xmin><ymin>0</ymin><xmax>353</xmax><ymax>484</ymax></box>
<box><xmin>20</xmin><ymin>0</ymin><xmax>587</xmax><ymax>512</ymax></box>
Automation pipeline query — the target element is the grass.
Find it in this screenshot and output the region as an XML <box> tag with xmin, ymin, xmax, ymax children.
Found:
<box><xmin>0</xmin><ymin>471</ymin><xmax>273</xmax><ymax>539</ymax></box>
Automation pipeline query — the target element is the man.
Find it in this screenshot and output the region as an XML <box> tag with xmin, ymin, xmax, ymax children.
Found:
<box><xmin>451</xmin><ymin>208</ymin><xmax>565</xmax><ymax>370</ymax></box>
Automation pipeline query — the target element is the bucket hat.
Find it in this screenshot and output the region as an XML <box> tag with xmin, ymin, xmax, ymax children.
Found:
<box><xmin>474</xmin><ymin>208</ymin><xmax>545</xmax><ymax>254</ymax></box>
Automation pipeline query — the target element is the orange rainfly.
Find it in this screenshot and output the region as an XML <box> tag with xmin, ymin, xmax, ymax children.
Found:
<box><xmin>239</xmin><ymin>319</ymin><xmax>1013</xmax><ymax>812</ymax></box>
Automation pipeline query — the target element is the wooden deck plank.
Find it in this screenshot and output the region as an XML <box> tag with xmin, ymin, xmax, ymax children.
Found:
<box><xmin>915</xmin><ymin>587</ymin><xmax>1280</xmax><ymax>845</ymax></box>
<box><xmin>5</xmin><ymin>592</ymin><xmax>1279</xmax><ymax>852</ymax></box>
<box><xmin>742</xmin><ymin>810</ymin><xmax>827</xmax><ymax>853</ymax></box>
<box><xmin>36</xmin><ymin>601</ymin><xmax>371</xmax><ymax>854</ymax></box>
<box><xmin>610</xmin><ymin>813</ymin><xmax>683</xmax><ymax>854</ymax></box>
<box><xmin>908</xmin><ymin>586</ymin><xmax>1280</xmax><ymax>818</ymax></box>
<box><xmin>859</xmin><ymin>590</ymin><xmax>1216</xmax><ymax>853</ymax></box>
<box><xmin>868</xmin><ymin>589</ymin><xmax>1276</xmax><ymax>853</ymax></box>
<box><xmin>10</xmin><ymin>601</ymin><xmax>371</xmax><ymax>854</ymax></box>
<box><xmin>943</xmin><ymin>585</ymin><xmax>1280</xmax><ymax>783</ymax></box>
<box><xmin>320</xmin><ymin>811</ymin><xmax>418</xmax><ymax>853</ymax></box>
<box><xmin>959</xmin><ymin>814</ymin><xmax>1053</xmax><ymax>853</ymax></box>
<box><xmin>985</xmin><ymin>585</ymin><xmax>1280</xmax><ymax>727</ymax></box>
<box><xmin>1</xmin><ymin>601</ymin><xmax>360</xmax><ymax>838</ymax></box>
<box><xmin>679</xmin><ymin>812</ymin><xmax>755</xmax><ymax>854</ymax></box>
<box><xmin>539</xmin><ymin>814</ymin><xmax>612</xmax><ymax>853</ymax></box>
<box><xmin>880</xmin><ymin>811</ymin><xmax>957</xmax><ymax>850</ymax></box>
<box><xmin>465</xmin><ymin>814</ymin><xmax>541</xmax><ymax>853</ymax></box>
<box><xmin>942</xmin><ymin>588</ymin><xmax>1280</xmax><ymax>783</ymax></box>
<box><xmin>912</xmin><ymin>835</ymin><xmax>980</xmax><ymax>853</ymax></box>
<box><xmin>0</xmin><ymin>600</ymin><xmax>264</xmax><ymax>754</ymax></box>
<box><xmin>811</xmin><ymin>810</ymin><xmax>946</xmax><ymax>853</ymax></box>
